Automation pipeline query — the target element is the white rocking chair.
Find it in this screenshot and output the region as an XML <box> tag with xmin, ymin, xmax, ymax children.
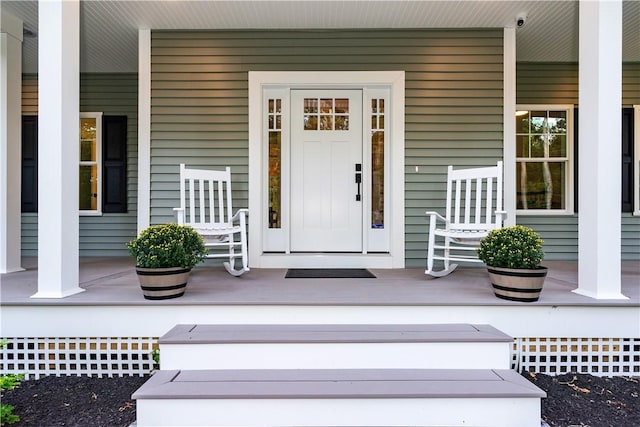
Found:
<box><xmin>425</xmin><ymin>161</ymin><xmax>506</xmax><ymax>277</ymax></box>
<box><xmin>174</xmin><ymin>164</ymin><xmax>249</xmax><ymax>276</ymax></box>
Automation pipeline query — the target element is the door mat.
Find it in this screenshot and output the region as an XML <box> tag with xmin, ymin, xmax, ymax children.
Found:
<box><xmin>285</xmin><ymin>268</ymin><xmax>376</xmax><ymax>279</ymax></box>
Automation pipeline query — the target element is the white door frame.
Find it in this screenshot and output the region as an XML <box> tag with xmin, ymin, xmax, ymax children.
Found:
<box><xmin>248</xmin><ymin>71</ymin><xmax>405</xmax><ymax>268</ymax></box>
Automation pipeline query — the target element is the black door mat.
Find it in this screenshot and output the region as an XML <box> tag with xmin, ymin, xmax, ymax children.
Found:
<box><xmin>285</xmin><ymin>268</ymin><xmax>376</xmax><ymax>279</ymax></box>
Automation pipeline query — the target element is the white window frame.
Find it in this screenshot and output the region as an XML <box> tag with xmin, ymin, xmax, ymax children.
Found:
<box><xmin>515</xmin><ymin>104</ymin><xmax>574</xmax><ymax>216</ymax></box>
<box><xmin>634</xmin><ymin>105</ymin><xmax>640</xmax><ymax>216</ymax></box>
<box><xmin>79</xmin><ymin>112</ymin><xmax>103</xmax><ymax>216</ymax></box>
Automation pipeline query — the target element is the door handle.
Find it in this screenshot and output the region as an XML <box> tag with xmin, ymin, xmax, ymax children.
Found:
<box><xmin>355</xmin><ymin>164</ymin><xmax>362</xmax><ymax>201</ymax></box>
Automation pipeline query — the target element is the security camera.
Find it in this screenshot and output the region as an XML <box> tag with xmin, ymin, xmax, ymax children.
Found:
<box><xmin>516</xmin><ymin>13</ymin><xmax>527</xmax><ymax>28</ymax></box>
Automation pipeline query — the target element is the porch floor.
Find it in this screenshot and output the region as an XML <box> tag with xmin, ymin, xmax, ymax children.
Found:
<box><xmin>1</xmin><ymin>258</ymin><xmax>638</xmax><ymax>307</ymax></box>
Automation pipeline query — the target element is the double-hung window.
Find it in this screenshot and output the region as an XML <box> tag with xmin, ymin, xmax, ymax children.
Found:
<box><xmin>515</xmin><ymin>105</ymin><xmax>574</xmax><ymax>214</ymax></box>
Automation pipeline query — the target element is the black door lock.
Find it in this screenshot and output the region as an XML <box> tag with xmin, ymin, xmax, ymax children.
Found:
<box><xmin>355</xmin><ymin>163</ymin><xmax>362</xmax><ymax>201</ymax></box>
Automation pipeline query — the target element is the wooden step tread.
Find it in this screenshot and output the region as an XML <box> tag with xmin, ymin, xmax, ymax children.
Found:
<box><xmin>159</xmin><ymin>323</ymin><xmax>512</xmax><ymax>344</ymax></box>
<box><xmin>133</xmin><ymin>369</ymin><xmax>545</xmax><ymax>400</ymax></box>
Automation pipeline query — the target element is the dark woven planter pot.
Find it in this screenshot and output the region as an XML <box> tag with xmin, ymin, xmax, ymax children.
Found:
<box><xmin>135</xmin><ymin>267</ymin><xmax>191</xmax><ymax>300</ymax></box>
<box><xmin>487</xmin><ymin>266</ymin><xmax>548</xmax><ymax>302</ymax></box>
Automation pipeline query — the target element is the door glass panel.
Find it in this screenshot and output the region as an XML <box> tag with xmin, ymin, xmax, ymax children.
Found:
<box><xmin>320</xmin><ymin>115</ymin><xmax>333</xmax><ymax>130</ymax></box>
<box><xmin>371</xmin><ymin>99</ymin><xmax>385</xmax><ymax>229</ymax></box>
<box><xmin>268</xmin><ymin>98</ymin><xmax>282</xmax><ymax>228</ymax></box>
<box><xmin>335</xmin><ymin>99</ymin><xmax>349</xmax><ymax>114</ymax></box>
<box><xmin>335</xmin><ymin>116</ymin><xmax>349</xmax><ymax>130</ymax></box>
<box><xmin>320</xmin><ymin>98</ymin><xmax>333</xmax><ymax>113</ymax></box>
<box><xmin>304</xmin><ymin>98</ymin><xmax>317</xmax><ymax>113</ymax></box>
<box><xmin>303</xmin><ymin>98</ymin><xmax>349</xmax><ymax>131</ymax></box>
<box><xmin>304</xmin><ymin>115</ymin><xmax>317</xmax><ymax>130</ymax></box>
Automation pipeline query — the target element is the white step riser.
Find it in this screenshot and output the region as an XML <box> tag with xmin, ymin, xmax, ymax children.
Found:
<box><xmin>161</xmin><ymin>342</ymin><xmax>512</xmax><ymax>370</ymax></box>
<box><xmin>136</xmin><ymin>397</ymin><xmax>541</xmax><ymax>427</ymax></box>
<box><xmin>136</xmin><ymin>325</ymin><xmax>544</xmax><ymax>426</ymax></box>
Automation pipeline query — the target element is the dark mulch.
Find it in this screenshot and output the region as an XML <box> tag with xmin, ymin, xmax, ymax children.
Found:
<box><xmin>1</xmin><ymin>372</ymin><xmax>638</xmax><ymax>426</ymax></box>
<box><xmin>1</xmin><ymin>375</ymin><xmax>148</xmax><ymax>427</ymax></box>
<box><xmin>523</xmin><ymin>372</ymin><xmax>640</xmax><ymax>427</ymax></box>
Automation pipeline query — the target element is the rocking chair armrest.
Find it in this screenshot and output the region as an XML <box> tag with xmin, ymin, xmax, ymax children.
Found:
<box><xmin>173</xmin><ymin>207</ymin><xmax>185</xmax><ymax>224</ymax></box>
<box><xmin>495</xmin><ymin>210</ymin><xmax>508</xmax><ymax>221</ymax></box>
<box><xmin>230</xmin><ymin>208</ymin><xmax>249</xmax><ymax>223</ymax></box>
<box><xmin>425</xmin><ymin>211</ymin><xmax>448</xmax><ymax>224</ymax></box>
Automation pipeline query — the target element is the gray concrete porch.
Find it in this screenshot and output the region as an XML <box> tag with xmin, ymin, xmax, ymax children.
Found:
<box><xmin>1</xmin><ymin>258</ymin><xmax>638</xmax><ymax>307</ymax></box>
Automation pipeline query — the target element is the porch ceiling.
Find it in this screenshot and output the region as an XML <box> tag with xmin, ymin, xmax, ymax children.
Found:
<box><xmin>2</xmin><ymin>0</ymin><xmax>639</xmax><ymax>74</ymax></box>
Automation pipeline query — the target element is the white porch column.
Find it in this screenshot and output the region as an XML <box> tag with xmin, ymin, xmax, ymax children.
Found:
<box><xmin>32</xmin><ymin>0</ymin><xmax>83</xmax><ymax>298</ymax></box>
<box><xmin>502</xmin><ymin>27</ymin><xmax>517</xmax><ymax>226</ymax></box>
<box><xmin>575</xmin><ymin>0</ymin><xmax>626</xmax><ymax>299</ymax></box>
<box><xmin>0</xmin><ymin>10</ymin><xmax>24</xmax><ymax>273</ymax></box>
<box><xmin>137</xmin><ymin>28</ymin><xmax>151</xmax><ymax>234</ymax></box>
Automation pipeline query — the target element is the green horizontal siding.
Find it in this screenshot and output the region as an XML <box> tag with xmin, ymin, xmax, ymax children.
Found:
<box><xmin>622</xmin><ymin>63</ymin><xmax>639</xmax><ymax>106</ymax></box>
<box><xmin>516</xmin><ymin>62</ymin><xmax>640</xmax><ymax>260</ymax></box>
<box><xmin>517</xmin><ymin>62</ymin><xmax>639</xmax><ymax>106</ymax></box>
<box><xmin>151</xmin><ymin>29</ymin><xmax>505</xmax><ymax>267</ymax></box>
<box><xmin>20</xmin><ymin>73</ymin><xmax>139</xmax><ymax>257</ymax></box>
<box><xmin>21</xmin><ymin>74</ymin><xmax>38</xmax><ymax>115</ymax></box>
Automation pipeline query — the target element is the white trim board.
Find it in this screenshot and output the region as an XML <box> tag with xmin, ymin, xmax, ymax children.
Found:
<box><xmin>248</xmin><ymin>71</ymin><xmax>405</xmax><ymax>268</ymax></box>
<box><xmin>2</xmin><ymin>304</ymin><xmax>638</xmax><ymax>338</ymax></box>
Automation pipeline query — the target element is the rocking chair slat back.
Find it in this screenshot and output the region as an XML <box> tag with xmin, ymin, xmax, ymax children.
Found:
<box><xmin>447</xmin><ymin>162</ymin><xmax>503</xmax><ymax>231</ymax></box>
<box><xmin>180</xmin><ymin>166</ymin><xmax>233</xmax><ymax>229</ymax></box>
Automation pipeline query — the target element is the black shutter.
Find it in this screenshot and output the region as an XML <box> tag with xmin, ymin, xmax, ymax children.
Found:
<box><xmin>102</xmin><ymin>116</ymin><xmax>127</xmax><ymax>213</ymax></box>
<box><xmin>622</xmin><ymin>108</ymin><xmax>634</xmax><ymax>212</ymax></box>
<box><xmin>21</xmin><ymin>116</ymin><xmax>38</xmax><ymax>212</ymax></box>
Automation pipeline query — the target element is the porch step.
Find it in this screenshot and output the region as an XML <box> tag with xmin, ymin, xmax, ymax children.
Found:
<box><xmin>133</xmin><ymin>368</ymin><xmax>546</xmax><ymax>427</ymax></box>
<box><xmin>159</xmin><ymin>323</ymin><xmax>514</xmax><ymax>370</ymax></box>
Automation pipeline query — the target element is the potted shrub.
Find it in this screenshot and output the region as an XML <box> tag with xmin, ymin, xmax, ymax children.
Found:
<box><xmin>127</xmin><ymin>223</ymin><xmax>208</xmax><ymax>300</ymax></box>
<box><xmin>477</xmin><ymin>225</ymin><xmax>547</xmax><ymax>302</ymax></box>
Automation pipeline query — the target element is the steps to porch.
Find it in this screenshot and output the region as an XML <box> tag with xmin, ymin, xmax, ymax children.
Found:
<box><xmin>158</xmin><ymin>323</ymin><xmax>513</xmax><ymax>370</ymax></box>
<box><xmin>133</xmin><ymin>323</ymin><xmax>546</xmax><ymax>427</ymax></box>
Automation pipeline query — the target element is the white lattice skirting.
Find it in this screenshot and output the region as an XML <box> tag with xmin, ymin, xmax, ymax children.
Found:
<box><xmin>515</xmin><ymin>337</ymin><xmax>640</xmax><ymax>376</ymax></box>
<box><xmin>1</xmin><ymin>337</ymin><xmax>639</xmax><ymax>379</ymax></box>
<box><xmin>0</xmin><ymin>337</ymin><xmax>157</xmax><ymax>379</ymax></box>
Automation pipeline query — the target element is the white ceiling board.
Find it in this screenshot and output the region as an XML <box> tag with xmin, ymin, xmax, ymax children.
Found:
<box><xmin>2</xmin><ymin>0</ymin><xmax>639</xmax><ymax>74</ymax></box>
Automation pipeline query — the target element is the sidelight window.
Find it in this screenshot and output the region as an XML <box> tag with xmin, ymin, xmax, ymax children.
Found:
<box><xmin>371</xmin><ymin>98</ymin><xmax>385</xmax><ymax>228</ymax></box>
<box><xmin>268</xmin><ymin>99</ymin><xmax>282</xmax><ymax>228</ymax></box>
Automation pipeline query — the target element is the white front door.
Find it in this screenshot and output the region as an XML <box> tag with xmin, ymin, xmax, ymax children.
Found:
<box><xmin>290</xmin><ymin>90</ymin><xmax>363</xmax><ymax>252</ymax></box>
